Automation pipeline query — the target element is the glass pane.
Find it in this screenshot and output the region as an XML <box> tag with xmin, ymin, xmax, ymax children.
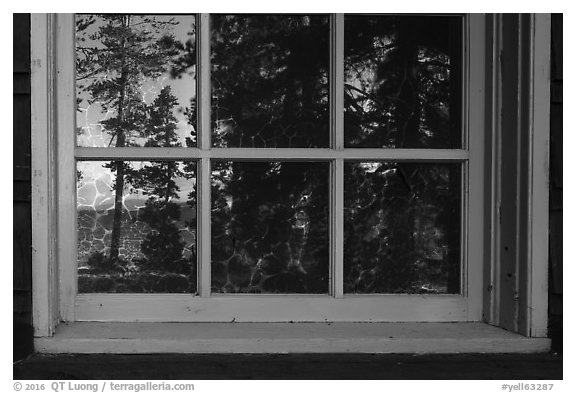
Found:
<box><xmin>76</xmin><ymin>15</ymin><xmax>197</xmax><ymax>147</ymax></box>
<box><xmin>344</xmin><ymin>162</ymin><xmax>461</xmax><ymax>294</ymax></box>
<box><xmin>211</xmin><ymin>161</ymin><xmax>329</xmax><ymax>293</ymax></box>
<box><xmin>344</xmin><ymin>15</ymin><xmax>463</xmax><ymax>148</ymax></box>
<box><xmin>77</xmin><ymin>160</ymin><xmax>197</xmax><ymax>293</ymax></box>
<box><xmin>211</xmin><ymin>14</ymin><xmax>330</xmax><ymax>148</ymax></box>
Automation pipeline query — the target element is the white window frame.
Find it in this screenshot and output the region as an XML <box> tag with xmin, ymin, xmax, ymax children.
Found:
<box><xmin>30</xmin><ymin>13</ymin><xmax>550</xmax><ymax>337</ymax></box>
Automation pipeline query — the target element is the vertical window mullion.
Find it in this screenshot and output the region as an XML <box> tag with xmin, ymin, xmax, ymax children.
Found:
<box><xmin>331</xmin><ymin>13</ymin><xmax>344</xmax><ymax>150</ymax></box>
<box><xmin>197</xmin><ymin>158</ymin><xmax>211</xmax><ymax>297</ymax></box>
<box><xmin>331</xmin><ymin>160</ymin><xmax>344</xmax><ymax>298</ymax></box>
<box><xmin>197</xmin><ymin>13</ymin><xmax>211</xmax><ymax>297</ymax></box>
<box><xmin>330</xmin><ymin>14</ymin><xmax>344</xmax><ymax>298</ymax></box>
<box><xmin>198</xmin><ymin>13</ymin><xmax>211</xmax><ymax>151</ymax></box>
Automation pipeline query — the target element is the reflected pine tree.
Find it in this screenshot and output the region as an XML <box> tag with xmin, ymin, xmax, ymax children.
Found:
<box><xmin>344</xmin><ymin>15</ymin><xmax>462</xmax><ymax>149</ymax></box>
<box><xmin>210</xmin><ymin>161</ymin><xmax>329</xmax><ymax>293</ymax></box>
<box><xmin>76</xmin><ymin>14</ymin><xmax>181</xmax><ymax>267</ymax></box>
<box><xmin>131</xmin><ymin>86</ymin><xmax>195</xmax><ymax>276</ymax></box>
<box><xmin>203</xmin><ymin>15</ymin><xmax>332</xmax><ymax>293</ymax></box>
<box><xmin>77</xmin><ymin>14</ymin><xmax>462</xmax><ymax>294</ymax></box>
<box><xmin>344</xmin><ymin>162</ymin><xmax>460</xmax><ymax>294</ymax></box>
<box><xmin>77</xmin><ymin>15</ymin><xmax>197</xmax><ymax>292</ymax></box>
<box><xmin>210</xmin><ymin>14</ymin><xmax>330</xmax><ymax>148</ymax></box>
<box><xmin>341</xmin><ymin>16</ymin><xmax>462</xmax><ymax>293</ymax></box>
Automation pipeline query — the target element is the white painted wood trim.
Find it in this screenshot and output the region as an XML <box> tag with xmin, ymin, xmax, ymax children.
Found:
<box><xmin>31</xmin><ymin>13</ymin><xmax>58</xmax><ymax>336</ymax></box>
<box><xmin>196</xmin><ymin>14</ymin><xmax>211</xmax><ymax>297</ymax></box>
<box><xmin>75</xmin><ymin>147</ymin><xmax>470</xmax><ymax>161</ymax></box>
<box><xmin>483</xmin><ymin>13</ymin><xmax>502</xmax><ymax>328</ymax></box>
<box><xmin>56</xmin><ymin>13</ymin><xmax>77</xmax><ymax>323</ymax></box>
<box><xmin>75</xmin><ymin>294</ymin><xmax>471</xmax><ymax>322</ymax></box>
<box><xmin>331</xmin><ymin>13</ymin><xmax>344</xmax><ymax>151</ymax></box>
<box><xmin>330</xmin><ymin>159</ymin><xmax>344</xmax><ymax>298</ymax></box>
<box><xmin>525</xmin><ymin>13</ymin><xmax>550</xmax><ymax>338</ymax></box>
<box><xmin>198</xmin><ymin>158</ymin><xmax>211</xmax><ymax>297</ymax></box>
<box><xmin>329</xmin><ymin>14</ymin><xmax>344</xmax><ymax>298</ymax></box>
<box><xmin>197</xmin><ymin>13</ymin><xmax>210</xmax><ymax>151</ymax></box>
<box><xmin>35</xmin><ymin>322</ymin><xmax>550</xmax><ymax>354</ymax></box>
<box><xmin>465</xmin><ymin>13</ymin><xmax>486</xmax><ymax>320</ymax></box>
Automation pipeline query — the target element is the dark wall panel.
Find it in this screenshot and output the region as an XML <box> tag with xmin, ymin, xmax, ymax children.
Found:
<box><xmin>549</xmin><ymin>13</ymin><xmax>562</xmax><ymax>352</ymax></box>
<box><xmin>13</xmin><ymin>13</ymin><xmax>33</xmax><ymax>361</ymax></box>
<box><xmin>13</xmin><ymin>14</ymin><xmax>30</xmax><ymax>73</ymax></box>
<box><xmin>551</xmin><ymin>14</ymin><xmax>563</xmax><ymax>81</ymax></box>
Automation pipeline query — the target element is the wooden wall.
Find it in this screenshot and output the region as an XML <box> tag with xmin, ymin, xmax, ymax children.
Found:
<box><xmin>549</xmin><ymin>13</ymin><xmax>563</xmax><ymax>351</ymax></box>
<box><xmin>14</xmin><ymin>13</ymin><xmax>34</xmax><ymax>361</ymax></box>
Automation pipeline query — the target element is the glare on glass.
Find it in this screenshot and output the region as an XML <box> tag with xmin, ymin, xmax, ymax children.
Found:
<box><xmin>76</xmin><ymin>160</ymin><xmax>197</xmax><ymax>293</ymax></box>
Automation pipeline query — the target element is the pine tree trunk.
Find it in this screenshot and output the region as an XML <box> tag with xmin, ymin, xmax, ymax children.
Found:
<box><xmin>108</xmin><ymin>16</ymin><xmax>130</xmax><ymax>264</ymax></box>
<box><xmin>108</xmin><ymin>111</ymin><xmax>126</xmax><ymax>264</ymax></box>
<box><xmin>108</xmin><ymin>159</ymin><xmax>125</xmax><ymax>263</ymax></box>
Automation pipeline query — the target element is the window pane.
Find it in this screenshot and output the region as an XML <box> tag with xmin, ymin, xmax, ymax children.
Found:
<box><xmin>344</xmin><ymin>162</ymin><xmax>461</xmax><ymax>294</ymax></box>
<box><xmin>344</xmin><ymin>15</ymin><xmax>463</xmax><ymax>148</ymax></box>
<box><xmin>211</xmin><ymin>161</ymin><xmax>329</xmax><ymax>293</ymax></box>
<box><xmin>77</xmin><ymin>161</ymin><xmax>197</xmax><ymax>293</ymax></box>
<box><xmin>76</xmin><ymin>15</ymin><xmax>197</xmax><ymax>147</ymax></box>
<box><xmin>211</xmin><ymin>14</ymin><xmax>330</xmax><ymax>148</ymax></box>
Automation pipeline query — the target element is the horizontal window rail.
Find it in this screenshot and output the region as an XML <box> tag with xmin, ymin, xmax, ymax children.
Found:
<box><xmin>75</xmin><ymin>147</ymin><xmax>470</xmax><ymax>161</ymax></box>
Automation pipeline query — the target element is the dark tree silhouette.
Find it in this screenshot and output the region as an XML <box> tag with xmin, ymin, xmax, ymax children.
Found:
<box><xmin>206</xmin><ymin>15</ymin><xmax>331</xmax><ymax>293</ymax></box>
<box><xmin>159</xmin><ymin>14</ymin><xmax>462</xmax><ymax>294</ymax></box>
<box><xmin>162</xmin><ymin>14</ymin><xmax>463</xmax><ymax>294</ymax></box>
<box><xmin>342</xmin><ymin>15</ymin><xmax>462</xmax><ymax>293</ymax></box>
<box><xmin>343</xmin><ymin>15</ymin><xmax>462</xmax><ymax>149</ymax></box>
<box><xmin>210</xmin><ymin>14</ymin><xmax>330</xmax><ymax>148</ymax></box>
<box><xmin>132</xmin><ymin>86</ymin><xmax>193</xmax><ymax>274</ymax></box>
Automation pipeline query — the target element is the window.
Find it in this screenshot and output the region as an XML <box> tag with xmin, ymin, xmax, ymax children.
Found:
<box><xmin>31</xmin><ymin>14</ymin><xmax>550</xmax><ymax>336</ymax></box>
<box><xmin>57</xmin><ymin>13</ymin><xmax>483</xmax><ymax>322</ymax></box>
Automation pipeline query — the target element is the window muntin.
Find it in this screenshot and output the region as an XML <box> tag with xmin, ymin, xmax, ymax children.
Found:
<box><xmin>68</xmin><ymin>13</ymin><xmax>479</xmax><ymax>321</ymax></box>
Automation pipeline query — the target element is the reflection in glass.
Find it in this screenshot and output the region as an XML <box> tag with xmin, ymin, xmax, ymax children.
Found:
<box><xmin>76</xmin><ymin>15</ymin><xmax>197</xmax><ymax>147</ymax></box>
<box><xmin>77</xmin><ymin>161</ymin><xmax>197</xmax><ymax>293</ymax></box>
<box><xmin>211</xmin><ymin>14</ymin><xmax>330</xmax><ymax>148</ymax></box>
<box><xmin>211</xmin><ymin>162</ymin><xmax>329</xmax><ymax>293</ymax></box>
<box><xmin>344</xmin><ymin>16</ymin><xmax>462</xmax><ymax>148</ymax></box>
<box><xmin>344</xmin><ymin>162</ymin><xmax>461</xmax><ymax>294</ymax></box>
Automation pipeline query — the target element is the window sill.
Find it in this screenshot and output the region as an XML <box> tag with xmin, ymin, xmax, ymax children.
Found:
<box><xmin>34</xmin><ymin>322</ymin><xmax>550</xmax><ymax>354</ymax></box>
